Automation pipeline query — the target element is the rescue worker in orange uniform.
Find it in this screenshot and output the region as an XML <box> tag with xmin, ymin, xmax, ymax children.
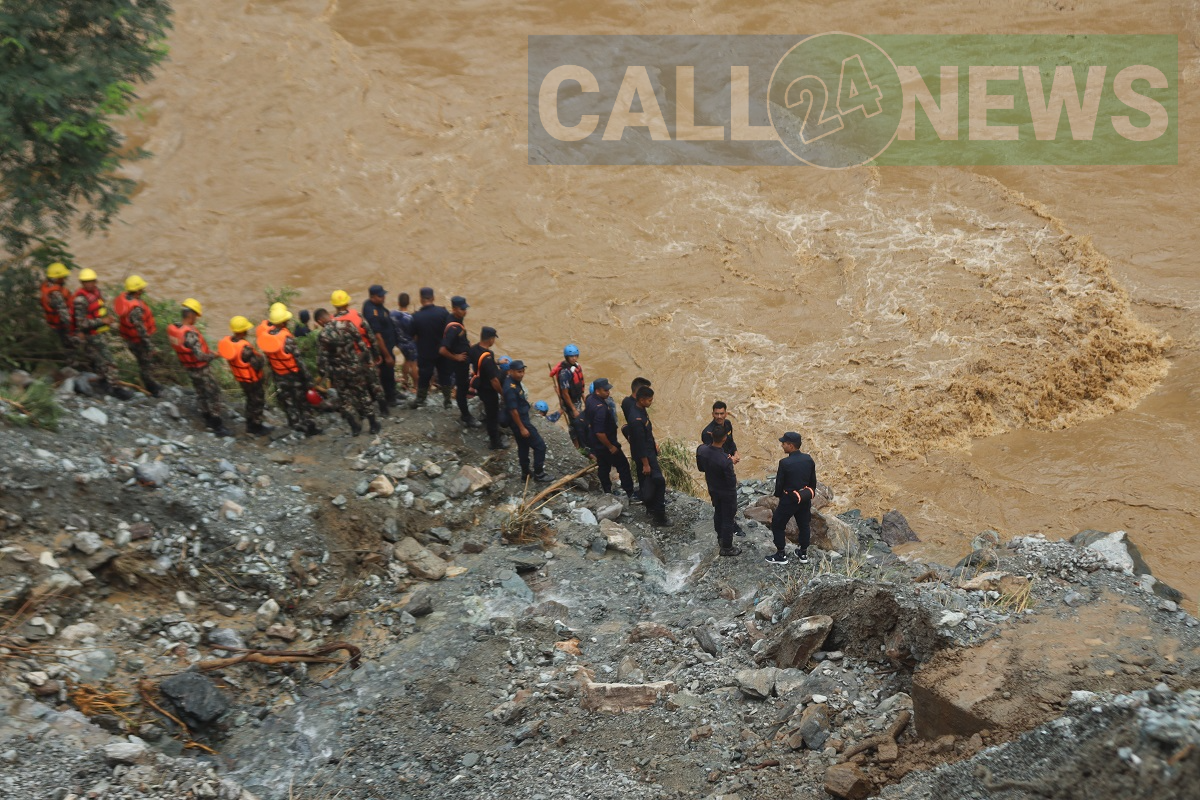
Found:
<box><xmin>71</xmin><ymin>268</ymin><xmax>132</xmax><ymax>399</ymax></box>
<box><xmin>166</xmin><ymin>299</ymin><xmax>232</xmax><ymax>437</ymax></box>
<box><xmin>218</xmin><ymin>316</ymin><xmax>273</xmax><ymax>436</ymax></box>
<box><xmin>112</xmin><ymin>275</ymin><xmax>162</xmax><ymax>396</ymax></box>
<box><xmin>257</xmin><ymin>303</ymin><xmax>320</xmax><ymax>436</ymax></box>
<box><xmin>40</xmin><ymin>262</ymin><xmax>74</xmax><ymax>355</ymax></box>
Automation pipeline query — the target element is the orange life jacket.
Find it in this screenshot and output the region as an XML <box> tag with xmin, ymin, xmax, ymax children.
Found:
<box><xmin>218</xmin><ymin>336</ymin><xmax>263</xmax><ymax>383</ymax></box>
<box><xmin>335</xmin><ymin>308</ymin><xmax>373</xmax><ymax>351</ymax></box>
<box><xmin>166</xmin><ymin>323</ymin><xmax>211</xmax><ymax>369</ymax></box>
<box><xmin>40</xmin><ymin>281</ymin><xmax>71</xmax><ymax>330</ymax></box>
<box><xmin>112</xmin><ymin>292</ymin><xmax>157</xmax><ymax>343</ymax></box>
<box><xmin>256</xmin><ymin>321</ymin><xmax>300</xmax><ymax>375</ymax></box>
<box><xmin>72</xmin><ymin>286</ymin><xmax>110</xmax><ymax>335</ymax></box>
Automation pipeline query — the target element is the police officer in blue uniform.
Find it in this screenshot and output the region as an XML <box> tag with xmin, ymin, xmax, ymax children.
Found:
<box><xmin>626</xmin><ymin>386</ymin><xmax>670</xmax><ymax>526</ymax></box>
<box><xmin>766</xmin><ymin>431</ymin><xmax>818</xmax><ymax>565</ymax></box>
<box><xmin>585</xmin><ymin>378</ymin><xmax>635</xmax><ymax>497</ymax></box>
<box><xmin>696</xmin><ymin>426</ymin><xmax>741</xmax><ymax>557</ymax></box>
<box><xmin>439</xmin><ymin>296</ymin><xmax>478</xmax><ymax>426</ymax></box>
<box><xmin>504</xmin><ymin>360</ymin><xmax>552</xmax><ymax>482</ymax></box>
<box><xmin>408</xmin><ymin>287</ymin><xmax>450</xmax><ymax>408</ymax></box>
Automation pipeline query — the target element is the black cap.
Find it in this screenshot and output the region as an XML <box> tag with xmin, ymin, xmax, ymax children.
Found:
<box><xmin>451</xmin><ymin>295</ymin><xmax>468</xmax><ymax>309</ymax></box>
<box><xmin>419</xmin><ymin>287</ymin><xmax>434</xmax><ymax>299</ymax></box>
<box><xmin>480</xmin><ymin>326</ymin><xmax>498</xmax><ymax>339</ymax></box>
<box><xmin>509</xmin><ymin>359</ymin><xmax>526</xmax><ymax>371</ymax></box>
<box><xmin>592</xmin><ymin>377</ymin><xmax>612</xmax><ymax>391</ymax></box>
<box><xmin>368</xmin><ymin>284</ymin><xmax>386</xmax><ymax>296</ymax></box>
<box><xmin>779</xmin><ymin>431</ymin><xmax>802</xmax><ymax>445</ymax></box>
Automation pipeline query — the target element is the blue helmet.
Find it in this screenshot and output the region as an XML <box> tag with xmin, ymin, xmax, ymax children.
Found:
<box><xmin>497</xmin><ymin>354</ymin><xmax>511</xmax><ymax>368</ymax></box>
<box><xmin>563</xmin><ymin>344</ymin><xmax>580</xmax><ymax>357</ymax></box>
<box><xmin>534</xmin><ymin>400</ymin><xmax>550</xmax><ymax>413</ymax></box>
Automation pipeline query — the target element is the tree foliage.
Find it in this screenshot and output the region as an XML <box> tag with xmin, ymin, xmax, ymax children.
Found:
<box><xmin>0</xmin><ymin>0</ymin><xmax>172</xmax><ymax>257</ymax></box>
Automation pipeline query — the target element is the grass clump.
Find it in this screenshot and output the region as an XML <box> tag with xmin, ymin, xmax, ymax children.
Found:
<box><xmin>658</xmin><ymin>437</ymin><xmax>699</xmax><ymax>495</ymax></box>
<box><xmin>0</xmin><ymin>379</ymin><xmax>61</xmax><ymax>431</ymax></box>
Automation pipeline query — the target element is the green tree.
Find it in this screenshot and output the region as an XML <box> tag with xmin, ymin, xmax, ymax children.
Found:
<box><xmin>0</xmin><ymin>0</ymin><xmax>172</xmax><ymax>258</ymax></box>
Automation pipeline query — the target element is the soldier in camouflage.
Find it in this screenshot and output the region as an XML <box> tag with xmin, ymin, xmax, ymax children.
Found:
<box><xmin>71</xmin><ymin>269</ymin><xmax>132</xmax><ymax>400</ymax></box>
<box><xmin>260</xmin><ymin>303</ymin><xmax>321</xmax><ymax>437</ymax></box>
<box><xmin>315</xmin><ymin>308</ymin><xmax>380</xmax><ymax>437</ymax></box>
<box><xmin>113</xmin><ymin>276</ymin><xmax>163</xmax><ymax>397</ymax></box>
<box><xmin>166</xmin><ymin>299</ymin><xmax>233</xmax><ymax>437</ymax></box>
<box><xmin>331</xmin><ymin>293</ymin><xmax>389</xmax><ymax>417</ymax></box>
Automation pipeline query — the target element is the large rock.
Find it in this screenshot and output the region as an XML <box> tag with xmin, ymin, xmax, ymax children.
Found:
<box><xmin>158</xmin><ymin>673</ymin><xmax>229</xmax><ymax>729</ymax></box>
<box><xmin>80</xmin><ymin>406</ymin><xmax>108</xmax><ymax>426</ymax></box>
<box><xmin>880</xmin><ymin>509</ymin><xmax>919</xmax><ymax>545</ymax></box>
<box><xmin>757</xmin><ymin>615</ymin><xmax>833</xmax><ymax>669</ymax></box>
<box><xmin>580</xmin><ymin>678</ymin><xmax>676</xmax><ymax>713</ymax></box>
<box><xmin>458</xmin><ymin>465</ymin><xmax>493</xmax><ymax>492</ymax></box>
<box><xmin>797</xmin><ymin>703</ymin><xmax>831</xmax><ymax>749</ymax></box>
<box><xmin>824</xmin><ymin>764</ymin><xmax>871</xmax><ymax>800</ymax></box>
<box><xmin>599</xmin><ymin>519</ymin><xmax>637</xmax><ymax>555</ymax></box>
<box><xmin>1071</xmin><ymin>529</ymin><xmax>1182</xmax><ymax>601</ymax></box>
<box><xmin>811</xmin><ymin>513</ymin><xmax>859</xmax><ymax>555</ymax></box>
<box><xmin>593</xmin><ymin>495</ymin><xmax>625</xmax><ymax>522</ymax></box>
<box><xmin>394</xmin><ymin>537</ymin><xmax>447</xmax><ymax>581</ymax></box>
<box><xmin>735</xmin><ymin>668</ymin><xmax>778</xmax><ymax>699</ymax></box>
<box><xmin>72</xmin><ymin>531</ymin><xmax>104</xmax><ymax>555</ymax></box>
<box><xmin>135</xmin><ymin>461</ymin><xmax>171</xmax><ymax>487</ymax></box>
<box><xmin>254</xmin><ymin>598</ymin><xmax>280</xmax><ymax>630</ymax></box>
<box><xmin>104</xmin><ymin>739</ymin><xmax>148</xmax><ymax>764</ymax></box>
<box><xmin>368</xmin><ymin>475</ymin><xmax>394</xmax><ymax>498</ymax></box>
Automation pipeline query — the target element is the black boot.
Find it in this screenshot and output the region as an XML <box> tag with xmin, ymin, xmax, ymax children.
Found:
<box><xmin>347</xmin><ymin>415</ymin><xmax>363</xmax><ymax>437</ymax></box>
<box><xmin>246</xmin><ymin>422</ymin><xmax>274</xmax><ymax>436</ymax></box>
<box><xmin>652</xmin><ymin>510</ymin><xmax>672</xmax><ymax>528</ymax></box>
<box><xmin>304</xmin><ymin>421</ymin><xmax>322</xmax><ymax>437</ymax></box>
<box><xmin>206</xmin><ymin>414</ymin><xmax>233</xmax><ymax>438</ymax></box>
<box><xmin>441</xmin><ymin>387</ymin><xmax>452</xmax><ymax>409</ymax></box>
<box><xmin>378</xmin><ymin>397</ymin><xmax>390</xmax><ymax>417</ymax></box>
<box><xmin>489</xmin><ymin>437</ymin><xmax>507</xmax><ymax>450</ymax></box>
<box><xmin>368</xmin><ymin>415</ymin><xmax>381</xmax><ymax>435</ymax></box>
<box><xmin>461</xmin><ymin>414</ymin><xmax>481</xmax><ymax>428</ymax></box>
<box><xmin>408</xmin><ymin>388</ymin><xmax>427</xmax><ymax>409</ymax></box>
<box><xmin>110</xmin><ymin>383</ymin><xmax>135</xmax><ymax>401</ymax></box>
<box><xmin>719</xmin><ymin>545</ymin><xmax>742</xmax><ymax>557</ymax></box>
<box><xmin>146</xmin><ymin>380</ymin><xmax>163</xmax><ymax>398</ymax></box>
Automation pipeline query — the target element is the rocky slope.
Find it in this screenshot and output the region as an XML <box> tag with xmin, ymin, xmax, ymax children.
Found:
<box><xmin>1</xmin><ymin>372</ymin><xmax>1197</xmax><ymax>800</ymax></box>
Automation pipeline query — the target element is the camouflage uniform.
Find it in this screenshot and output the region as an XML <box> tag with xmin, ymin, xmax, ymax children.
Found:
<box><xmin>318</xmin><ymin>319</ymin><xmax>375</xmax><ymax>428</ymax></box>
<box><xmin>239</xmin><ymin>347</ymin><xmax>267</xmax><ymax>428</ymax></box>
<box><xmin>334</xmin><ymin>309</ymin><xmax>386</xmax><ymax>411</ymax></box>
<box><xmin>44</xmin><ymin>284</ymin><xmax>76</xmax><ymax>362</ymax></box>
<box><xmin>72</xmin><ymin>293</ymin><xmax>118</xmax><ymax>384</ymax></box>
<box><xmin>181</xmin><ymin>330</ymin><xmax>223</xmax><ymax>417</ymax></box>
<box><xmin>273</xmin><ymin>335</ymin><xmax>315</xmax><ymax>432</ymax></box>
<box><xmin>125</xmin><ymin>304</ymin><xmax>159</xmax><ymax>392</ymax></box>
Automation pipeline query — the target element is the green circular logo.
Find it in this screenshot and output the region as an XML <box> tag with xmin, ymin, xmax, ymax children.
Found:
<box><xmin>768</xmin><ymin>33</ymin><xmax>902</xmax><ymax>169</ymax></box>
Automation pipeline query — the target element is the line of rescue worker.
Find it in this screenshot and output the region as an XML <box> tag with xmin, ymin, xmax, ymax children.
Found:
<box><xmin>40</xmin><ymin>265</ymin><xmax>817</xmax><ymax>566</ymax></box>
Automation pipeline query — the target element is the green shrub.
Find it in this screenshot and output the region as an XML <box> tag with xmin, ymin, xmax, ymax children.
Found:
<box><xmin>0</xmin><ymin>379</ymin><xmax>61</xmax><ymax>431</ymax></box>
<box><xmin>658</xmin><ymin>438</ymin><xmax>700</xmax><ymax>496</ymax></box>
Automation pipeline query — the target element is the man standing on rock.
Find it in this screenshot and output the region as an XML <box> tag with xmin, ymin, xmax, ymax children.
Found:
<box><xmin>40</xmin><ymin>262</ymin><xmax>75</xmax><ymax>357</ymax></box>
<box><xmin>331</xmin><ymin>290</ymin><xmax>388</xmax><ymax>417</ymax></box>
<box><xmin>504</xmin><ymin>360</ymin><xmax>551</xmax><ymax>483</ymax></box>
<box><xmin>408</xmin><ymin>287</ymin><xmax>450</xmax><ymax>409</ymax></box>
<box><xmin>360</xmin><ymin>286</ymin><xmax>398</xmax><ymax>410</ymax></box>
<box><xmin>469</xmin><ymin>326</ymin><xmax>505</xmax><ymax>449</ymax></box>
<box><xmin>218</xmin><ymin>316</ymin><xmax>272</xmax><ymax>436</ymax></box>
<box><xmin>586</xmin><ymin>378</ymin><xmax>635</xmax><ymax>498</ymax></box>
<box><xmin>314</xmin><ymin>308</ymin><xmax>380</xmax><ymax>437</ymax></box>
<box><xmin>439</xmin><ymin>296</ymin><xmax>478</xmax><ymax>427</ymax></box>
<box><xmin>626</xmin><ymin>386</ymin><xmax>670</xmax><ymax>527</ymax></box>
<box><xmin>112</xmin><ymin>275</ymin><xmax>162</xmax><ymax>397</ymax></box>
<box><xmin>696</xmin><ymin>426</ymin><xmax>741</xmax><ymax>557</ymax></box>
<box><xmin>166</xmin><ymin>299</ymin><xmax>232</xmax><ymax>437</ymax></box>
<box><xmin>71</xmin><ymin>268</ymin><xmax>133</xmax><ymax>399</ymax></box>
<box><xmin>257</xmin><ymin>303</ymin><xmax>320</xmax><ymax>437</ymax></box>
<box><xmin>767</xmin><ymin>431</ymin><xmax>817</xmax><ymax>565</ymax></box>
<box><xmin>702</xmin><ymin>401</ymin><xmax>745</xmax><ymax>537</ymax></box>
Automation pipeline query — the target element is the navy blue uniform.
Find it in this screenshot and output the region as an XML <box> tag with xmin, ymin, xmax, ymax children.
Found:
<box><xmin>411</xmin><ymin>304</ymin><xmax>450</xmax><ymax>391</ymax></box>
<box><xmin>362</xmin><ymin>300</ymin><xmax>398</xmax><ymax>403</ymax></box>
<box><xmin>504</xmin><ymin>377</ymin><xmax>546</xmax><ymax>477</ymax></box>
<box><xmin>470</xmin><ymin>344</ymin><xmax>503</xmax><ymax>446</ymax></box>
<box><xmin>626</xmin><ymin>403</ymin><xmax>666</xmax><ymax>515</ymax></box>
<box><xmin>585</xmin><ymin>393</ymin><xmax>634</xmax><ymax>496</ymax></box>
<box><xmin>697</xmin><ymin>443</ymin><xmax>737</xmax><ymax>547</ymax></box>
<box><xmin>772</xmin><ymin>450</ymin><xmax>818</xmax><ymax>553</ymax></box>
<box><xmin>441</xmin><ymin>319</ymin><xmax>472</xmax><ymax>418</ymax></box>
<box><xmin>701</xmin><ymin>419</ymin><xmax>737</xmax><ymax>456</ymax></box>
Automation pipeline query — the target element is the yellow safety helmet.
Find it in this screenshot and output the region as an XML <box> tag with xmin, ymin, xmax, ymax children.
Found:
<box><xmin>181</xmin><ymin>298</ymin><xmax>203</xmax><ymax>316</ymax></box>
<box><xmin>46</xmin><ymin>262</ymin><xmax>70</xmax><ymax>280</ymax></box>
<box><xmin>330</xmin><ymin>289</ymin><xmax>351</xmax><ymax>307</ymax></box>
<box><xmin>229</xmin><ymin>315</ymin><xmax>253</xmax><ymax>333</ymax></box>
<box><xmin>124</xmin><ymin>275</ymin><xmax>148</xmax><ymax>293</ymax></box>
<box><xmin>268</xmin><ymin>302</ymin><xmax>292</xmax><ymax>325</ymax></box>
<box><xmin>78</xmin><ymin>268</ymin><xmax>98</xmax><ymax>282</ymax></box>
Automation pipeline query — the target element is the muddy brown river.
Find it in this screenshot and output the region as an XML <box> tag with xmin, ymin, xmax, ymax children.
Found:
<box><xmin>75</xmin><ymin>0</ymin><xmax>1200</xmax><ymax>597</ymax></box>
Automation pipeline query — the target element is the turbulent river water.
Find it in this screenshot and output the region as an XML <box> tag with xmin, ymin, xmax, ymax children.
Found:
<box><xmin>75</xmin><ymin>0</ymin><xmax>1200</xmax><ymax>596</ymax></box>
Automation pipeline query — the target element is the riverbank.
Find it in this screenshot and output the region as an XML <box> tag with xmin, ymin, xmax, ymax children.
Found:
<box><xmin>1</xmin><ymin>373</ymin><xmax>1197</xmax><ymax>799</ymax></box>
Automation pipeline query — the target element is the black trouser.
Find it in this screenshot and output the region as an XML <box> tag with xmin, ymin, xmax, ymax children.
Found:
<box><xmin>771</xmin><ymin>496</ymin><xmax>811</xmax><ymax>553</ymax></box>
<box><xmin>638</xmin><ymin>454</ymin><xmax>666</xmax><ymax>514</ymax></box>
<box><xmin>593</xmin><ymin>446</ymin><xmax>634</xmax><ymax>496</ymax></box>
<box><xmin>712</xmin><ymin>491</ymin><xmax>737</xmax><ymax>548</ymax></box>
<box><xmin>516</xmin><ymin>423</ymin><xmax>546</xmax><ymax>476</ymax></box>
<box><xmin>417</xmin><ymin>353</ymin><xmax>439</xmax><ymax>390</ymax></box>
<box><xmin>479</xmin><ymin>388</ymin><xmax>501</xmax><ymax>442</ymax></box>
<box><xmin>452</xmin><ymin>360</ymin><xmax>470</xmax><ymax>417</ymax></box>
<box><xmin>378</xmin><ymin>359</ymin><xmax>396</xmax><ymax>403</ymax></box>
